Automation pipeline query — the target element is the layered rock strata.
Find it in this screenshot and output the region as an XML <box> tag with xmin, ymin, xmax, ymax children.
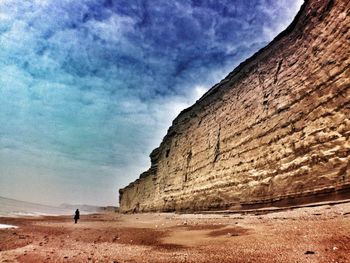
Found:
<box><xmin>119</xmin><ymin>0</ymin><xmax>350</xmax><ymax>213</ymax></box>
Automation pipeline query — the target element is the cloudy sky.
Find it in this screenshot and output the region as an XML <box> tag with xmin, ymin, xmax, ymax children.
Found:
<box><xmin>0</xmin><ymin>0</ymin><xmax>303</xmax><ymax>206</ymax></box>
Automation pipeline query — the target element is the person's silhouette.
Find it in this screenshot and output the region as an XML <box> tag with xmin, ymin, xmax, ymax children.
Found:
<box><xmin>74</xmin><ymin>209</ymin><xmax>80</xmax><ymax>224</ymax></box>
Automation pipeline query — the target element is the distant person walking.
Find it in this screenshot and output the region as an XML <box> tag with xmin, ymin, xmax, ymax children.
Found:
<box><xmin>74</xmin><ymin>209</ymin><xmax>80</xmax><ymax>224</ymax></box>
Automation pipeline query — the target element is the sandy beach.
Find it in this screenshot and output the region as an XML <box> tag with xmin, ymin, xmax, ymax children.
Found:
<box><xmin>1</xmin><ymin>202</ymin><xmax>350</xmax><ymax>263</ymax></box>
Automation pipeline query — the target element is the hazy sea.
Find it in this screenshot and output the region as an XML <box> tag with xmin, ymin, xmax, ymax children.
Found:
<box><xmin>0</xmin><ymin>196</ymin><xmax>74</xmax><ymax>217</ymax></box>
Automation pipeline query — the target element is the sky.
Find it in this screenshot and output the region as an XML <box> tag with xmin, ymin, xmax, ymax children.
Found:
<box><xmin>0</xmin><ymin>0</ymin><xmax>303</xmax><ymax>206</ymax></box>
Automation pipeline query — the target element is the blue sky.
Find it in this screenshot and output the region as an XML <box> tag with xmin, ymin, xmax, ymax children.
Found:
<box><xmin>0</xmin><ymin>0</ymin><xmax>302</xmax><ymax>206</ymax></box>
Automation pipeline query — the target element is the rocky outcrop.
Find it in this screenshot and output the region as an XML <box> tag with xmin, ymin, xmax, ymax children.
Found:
<box><xmin>119</xmin><ymin>0</ymin><xmax>350</xmax><ymax>213</ymax></box>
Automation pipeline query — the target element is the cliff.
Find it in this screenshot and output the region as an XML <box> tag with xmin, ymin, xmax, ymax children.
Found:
<box><xmin>119</xmin><ymin>0</ymin><xmax>350</xmax><ymax>213</ymax></box>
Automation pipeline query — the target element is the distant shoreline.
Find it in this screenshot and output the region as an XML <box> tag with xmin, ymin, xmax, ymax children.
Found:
<box><xmin>0</xmin><ymin>196</ymin><xmax>112</xmax><ymax>218</ymax></box>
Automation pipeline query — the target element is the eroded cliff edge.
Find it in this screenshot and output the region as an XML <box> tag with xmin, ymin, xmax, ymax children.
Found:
<box><xmin>119</xmin><ymin>0</ymin><xmax>350</xmax><ymax>213</ymax></box>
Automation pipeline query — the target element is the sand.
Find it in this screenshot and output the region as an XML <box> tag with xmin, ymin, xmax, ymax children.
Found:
<box><xmin>1</xmin><ymin>202</ymin><xmax>350</xmax><ymax>263</ymax></box>
<box><xmin>0</xmin><ymin>224</ymin><xmax>18</xmax><ymax>229</ymax></box>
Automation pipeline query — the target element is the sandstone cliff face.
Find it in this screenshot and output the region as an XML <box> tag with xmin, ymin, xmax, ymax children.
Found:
<box><xmin>119</xmin><ymin>0</ymin><xmax>350</xmax><ymax>213</ymax></box>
